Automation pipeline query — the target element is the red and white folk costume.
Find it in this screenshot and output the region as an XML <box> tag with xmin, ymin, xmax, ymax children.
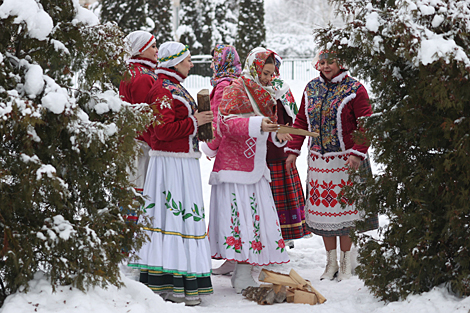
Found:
<box><xmin>119</xmin><ymin>30</ymin><xmax>157</xmax><ymax>210</ymax></box>
<box><xmin>286</xmin><ymin>57</ymin><xmax>377</xmax><ymax>237</ymax></box>
<box><xmin>128</xmin><ymin>42</ymin><xmax>213</xmax><ymax>302</ymax></box>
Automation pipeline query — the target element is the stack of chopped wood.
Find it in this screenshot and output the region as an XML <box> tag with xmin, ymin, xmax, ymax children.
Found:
<box><xmin>242</xmin><ymin>268</ymin><xmax>326</xmax><ymax>305</ymax></box>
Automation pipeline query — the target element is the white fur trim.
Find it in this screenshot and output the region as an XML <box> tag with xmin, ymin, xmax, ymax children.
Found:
<box><xmin>248</xmin><ymin>116</ymin><xmax>265</xmax><ymax>137</ymax></box>
<box><xmin>189</xmin><ymin>116</ymin><xmax>198</xmax><ymax>136</ymax></box>
<box><xmin>331</xmin><ymin>71</ymin><xmax>349</xmax><ymax>83</ymax></box>
<box><xmin>126</xmin><ymin>58</ymin><xmax>157</xmax><ymax>69</ymax></box>
<box><xmin>271</xmin><ymin>131</ymin><xmax>287</xmax><ymax>148</ymax></box>
<box><xmin>302</xmin><ymin>90</ymin><xmax>313</xmax><ymax>149</ymax></box>
<box><xmin>200</xmin><ymin>142</ymin><xmax>217</xmax><ymax>158</ymax></box>
<box><xmin>149</xmin><ymin>149</ymin><xmax>201</xmax><ymax>159</ymax></box>
<box><xmin>284</xmin><ymin>147</ymin><xmax>301</xmax><ymax>155</ymax></box>
<box><xmin>155</xmin><ymin>68</ymin><xmax>184</xmax><ymax>83</ymax></box>
<box><xmin>173</xmin><ymin>95</ymin><xmax>198</xmax><ymax>151</ymax></box>
<box><xmin>349</xmin><ymin>150</ymin><xmax>367</xmax><ymax>159</ymax></box>
<box><xmin>336</xmin><ymin>93</ymin><xmax>357</xmax><ymax>151</ymax></box>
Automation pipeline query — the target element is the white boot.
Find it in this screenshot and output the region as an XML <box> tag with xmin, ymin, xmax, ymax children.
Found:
<box><xmin>337</xmin><ymin>250</ymin><xmax>352</xmax><ymax>281</ymax></box>
<box><xmin>231</xmin><ymin>263</ymin><xmax>258</xmax><ymax>294</ymax></box>
<box><xmin>320</xmin><ymin>249</ymin><xmax>339</xmax><ymax>280</ymax></box>
<box><xmin>212</xmin><ymin>260</ymin><xmax>236</xmax><ymax>275</ymax></box>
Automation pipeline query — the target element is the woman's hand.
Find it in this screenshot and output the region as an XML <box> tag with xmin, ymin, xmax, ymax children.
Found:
<box><xmin>345</xmin><ymin>155</ymin><xmax>361</xmax><ymax>170</ymax></box>
<box><xmin>194</xmin><ymin>110</ymin><xmax>213</xmax><ymax>126</ymax></box>
<box><xmin>276</xmin><ymin>133</ymin><xmax>292</xmax><ymax>143</ymax></box>
<box><xmin>261</xmin><ymin>118</ymin><xmax>279</xmax><ymax>132</ymax></box>
<box><xmin>286</xmin><ymin>154</ymin><xmax>297</xmax><ymax>171</ymax></box>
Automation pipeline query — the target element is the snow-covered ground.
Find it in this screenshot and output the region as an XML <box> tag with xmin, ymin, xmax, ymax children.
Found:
<box><xmin>2</xmin><ymin>77</ymin><xmax>470</xmax><ymax>313</ymax></box>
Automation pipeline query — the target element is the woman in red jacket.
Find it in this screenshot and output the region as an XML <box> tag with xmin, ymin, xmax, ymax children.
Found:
<box><xmin>119</xmin><ymin>31</ymin><xmax>158</xmax><ymax>196</ymax></box>
<box><xmin>128</xmin><ymin>42</ymin><xmax>213</xmax><ymax>306</ymax></box>
<box><xmin>286</xmin><ymin>50</ymin><xmax>378</xmax><ymax>282</ymax></box>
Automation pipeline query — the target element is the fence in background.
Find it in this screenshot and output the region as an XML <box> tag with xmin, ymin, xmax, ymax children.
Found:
<box><xmin>184</xmin><ymin>58</ymin><xmax>318</xmax><ymax>90</ymax></box>
<box><xmin>71</xmin><ymin>58</ymin><xmax>318</xmax><ymax>91</ymax></box>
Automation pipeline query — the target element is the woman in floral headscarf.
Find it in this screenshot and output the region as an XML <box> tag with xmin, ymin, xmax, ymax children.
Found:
<box><xmin>286</xmin><ymin>50</ymin><xmax>378</xmax><ymax>282</ymax></box>
<box><xmin>207</xmin><ymin>44</ymin><xmax>242</xmax><ymax>276</ymax></box>
<box><xmin>201</xmin><ymin>47</ymin><xmax>291</xmax><ymax>294</ymax></box>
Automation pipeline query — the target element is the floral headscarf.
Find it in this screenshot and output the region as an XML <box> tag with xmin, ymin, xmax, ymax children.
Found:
<box><xmin>210</xmin><ymin>44</ymin><xmax>242</xmax><ymax>87</ymax></box>
<box><xmin>271</xmin><ymin>54</ymin><xmax>298</xmax><ymax>119</ymax></box>
<box><xmin>219</xmin><ymin>47</ymin><xmax>279</xmax><ymax>122</ymax></box>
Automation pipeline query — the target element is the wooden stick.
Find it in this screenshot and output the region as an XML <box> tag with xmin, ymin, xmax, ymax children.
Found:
<box><xmin>277</xmin><ymin>125</ymin><xmax>319</xmax><ymax>137</ymax></box>
<box><xmin>196</xmin><ymin>89</ymin><xmax>214</xmax><ymax>142</ymax></box>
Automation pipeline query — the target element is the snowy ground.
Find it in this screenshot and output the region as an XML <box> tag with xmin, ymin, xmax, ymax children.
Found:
<box><xmin>2</xmin><ymin>79</ymin><xmax>470</xmax><ymax>313</ymax></box>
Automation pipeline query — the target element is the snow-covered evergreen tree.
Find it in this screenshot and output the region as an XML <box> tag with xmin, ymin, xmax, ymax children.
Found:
<box><xmin>177</xmin><ymin>0</ymin><xmax>212</xmax><ymax>55</ymax></box>
<box><xmin>235</xmin><ymin>0</ymin><xmax>266</xmax><ymax>61</ymax></box>
<box><xmin>212</xmin><ymin>0</ymin><xmax>238</xmax><ymax>46</ymax></box>
<box><xmin>148</xmin><ymin>0</ymin><xmax>173</xmax><ymax>44</ymax></box>
<box><xmin>317</xmin><ymin>0</ymin><xmax>470</xmax><ymax>301</ymax></box>
<box><xmin>0</xmin><ymin>0</ymin><xmax>152</xmax><ymax>306</ymax></box>
<box><xmin>99</xmin><ymin>0</ymin><xmax>149</xmax><ymax>34</ymax></box>
<box><xmin>99</xmin><ymin>0</ymin><xmax>172</xmax><ymax>41</ymax></box>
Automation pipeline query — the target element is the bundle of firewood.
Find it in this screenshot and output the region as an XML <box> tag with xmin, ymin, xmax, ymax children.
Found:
<box><xmin>242</xmin><ymin>268</ymin><xmax>326</xmax><ymax>305</ymax></box>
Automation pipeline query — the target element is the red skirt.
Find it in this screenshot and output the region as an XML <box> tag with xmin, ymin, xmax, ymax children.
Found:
<box><xmin>268</xmin><ymin>159</ymin><xmax>309</xmax><ymax>240</ymax></box>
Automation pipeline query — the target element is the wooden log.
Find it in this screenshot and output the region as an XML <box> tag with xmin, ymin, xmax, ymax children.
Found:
<box><xmin>258</xmin><ymin>269</ymin><xmax>299</xmax><ymax>287</ymax></box>
<box><xmin>241</xmin><ymin>285</ymin><xmax>284</xmax><ymax>305</ymax></box>
<box><xmin>272</xmin><ymin>284</ymin><xmax>287</xmax><ymax>303</ymax></box>
<box><xmin>196</xmin><ymin>89</ymin><xmax>214</xmax><ymax>142</ymax></box>
<box><xmin>293</xmin><ymin>289</ymin><xmax>317</xmax><ymax>305</ymax></box>
<box><xmin>277</xmin><ymin>124</ymin><xmax>319</xmax><ymax>137</ymax></box>
<box><xmin>289</xmin><ymin>269</ymin><xmax>327</xmax><ymax>304</ymax></box>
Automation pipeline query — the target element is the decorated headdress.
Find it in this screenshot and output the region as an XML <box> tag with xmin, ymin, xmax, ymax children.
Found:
<box><xmin>210</xmin><ymin>44</ymin><xmax>242</xmax><ymax>87</ymax></box>
<box><xmin>124</xmin><ymin>31</ymin><xmax>156</xmax><ymax>58</ymax></box>
<box><xmin>312</xmin><ymin>50</ymin><xmax>345</xmax><ymax>71</ymax></box>
<box><xmin>157</xmin><ymin>42</ymin><xmax>190</xmax><ymax>68</ymax></box>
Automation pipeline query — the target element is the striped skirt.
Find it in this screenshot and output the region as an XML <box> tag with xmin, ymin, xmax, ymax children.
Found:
<box><xmin>128</xmin><ymin>155</ymin><xmax>213</xmax><ymax>299</ymax></box>
<box><xmin>268</xmin><ymin>159</ymin><xmax>309</xmax><ymax>240</ymax></box>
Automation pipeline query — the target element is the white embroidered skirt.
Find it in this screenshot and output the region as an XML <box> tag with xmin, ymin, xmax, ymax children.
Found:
<box><xmin>129</xmin><ymin>156</ymin><xmax>212</xmax><ymax>277</ymax></box>
<box><xmin>305</xmin><ymin>152</ymin><xmax>364</xmax><ymax>236</ymax></box>
<box><xmin>209</xmin><ymin>177</ymin><xmax>290</xmax><ymax>266</ymax></box>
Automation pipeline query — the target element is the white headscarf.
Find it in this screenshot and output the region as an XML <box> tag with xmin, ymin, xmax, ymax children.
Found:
<box><xmin>157</xmin><ymin>42</ymin><xmax>190</xmax><ymax>68</ymax></box>
<box><xmin>124</xmin><ymin>31</ymin><xmax>156</xmax><ymax>58</ymax></box>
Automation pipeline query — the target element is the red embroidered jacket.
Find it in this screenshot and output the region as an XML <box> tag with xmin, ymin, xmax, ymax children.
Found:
<box><xmin>144</xmin><ymin>68</ymin><xmax>200</xmax><ymax>158</ymax></box>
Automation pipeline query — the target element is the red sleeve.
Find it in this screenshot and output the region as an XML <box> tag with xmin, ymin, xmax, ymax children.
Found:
<box><xmin>286</xmin><ymin>92</ymin><xmax>308</xmax><ymax>156</ymax></box>
<box><xmin>130</xmin><ymin>75</ymin><xmax>155</xmax><ymax>104</ymax></box>
<box><xmin>149</xmin><ymin>87</ymin><xmax>196</xmax><ymax>142</ymax></box>
<box><xmin>350</xmin><ymin>86</ymin><xmax>372</xmax><ymax>157</ymax></box>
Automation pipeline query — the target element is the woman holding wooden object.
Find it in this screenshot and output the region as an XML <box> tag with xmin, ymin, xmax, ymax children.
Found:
<box><xmin>128</xmin><ymin>42</ymin><xmax>213</xmax><ymax>306</ymax></box>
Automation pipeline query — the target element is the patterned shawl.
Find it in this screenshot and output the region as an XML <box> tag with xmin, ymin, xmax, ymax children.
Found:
<box><xmin>210</xmin><ymin>44</ymin><xmax>242</xmax><ymax>87</ymax></box>
<box><xmin>271</xmin><ymin>54</ymin><xmax>298</xmax><ymax>120</ymax></box>
<box><xmin>219</xmin><ymin>47</ymin><xmax>279</xmax><ymax>123</ymax></box>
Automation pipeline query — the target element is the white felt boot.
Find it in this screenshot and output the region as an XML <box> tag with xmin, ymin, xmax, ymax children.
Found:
<box><xmin>320</xmin><ymin>249</ymin><xmax>339</xmax><ymax>280</ymax></box>
<box><xmin>231</xmin><ymin>263</ymin><xmax>258</xmax><ymax>294</ymax></box>
<box><xmin>212</xmin><ymin>260</ymin><xmax>236</xmax><ymax>275</ymax></box>
<box><xmin>337</xmin><ymin>250</ymin><xmax>352</xmax><ymax>281</ymax></box>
